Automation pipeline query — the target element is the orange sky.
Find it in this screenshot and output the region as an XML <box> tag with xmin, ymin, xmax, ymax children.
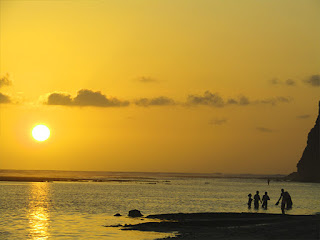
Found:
<box><xmin>0</xmin><ymin>0</ymin><xmax>319</xmax><ymax>174</ymax></box>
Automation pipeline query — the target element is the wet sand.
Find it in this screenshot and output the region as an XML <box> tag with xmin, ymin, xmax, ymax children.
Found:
<box><xmin>122</xmin><ymin>212</ymin><xmax>320</xmax><ymax>240</ymax></box>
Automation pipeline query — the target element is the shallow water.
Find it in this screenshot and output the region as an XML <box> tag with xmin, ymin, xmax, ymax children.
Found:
<box><xmin>0</xmin><ymin>176</ymin><xmax>319</xmax><ymax>239</ymax></box>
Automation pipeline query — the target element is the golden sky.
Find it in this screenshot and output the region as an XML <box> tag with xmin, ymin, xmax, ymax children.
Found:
<box><xmin>0</xmin><ymin>0</ymin><xmax>319</xmax><ymax>174</ymax></box>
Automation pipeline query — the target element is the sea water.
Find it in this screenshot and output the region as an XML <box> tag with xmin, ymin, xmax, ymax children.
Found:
<box><xmin>0</xmin><ymin>175</ymin><xmax>320</xmax><ymax>239</ymax></box>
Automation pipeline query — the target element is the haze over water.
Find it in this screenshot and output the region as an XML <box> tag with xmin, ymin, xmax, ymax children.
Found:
<box><xmin>1</xmin><ymin>172</ymin><xmax>319</xmax><ymax>240</ymax></box>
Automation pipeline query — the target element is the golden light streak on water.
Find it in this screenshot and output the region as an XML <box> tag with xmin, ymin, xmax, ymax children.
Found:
<box><xmin>28</xmin><ymin>182</ymin><xmax>50</xmax><ymax>240</ymax></box>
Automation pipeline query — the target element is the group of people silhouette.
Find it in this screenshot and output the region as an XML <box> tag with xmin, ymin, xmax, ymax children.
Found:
<box><xmin>247</xmin><ymin>189</ymin><xmax>292</xmax><ymax>214</ymax></box>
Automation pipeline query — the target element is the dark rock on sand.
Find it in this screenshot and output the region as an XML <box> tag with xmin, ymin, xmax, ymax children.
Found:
<box><xmin>122</xmin><ymin>212</ymin><xmax>320</xmax><ymax>240</ymax></box>
<box><xmin>296</xmin><ymin>101</ymin><xmax>320</xmax><ymax>182</ymax></box>
<box><xmin>128</xmin><ymin>209</ymin><xmax>143</xmax><ymax>217</ymax></box>
<box><xmin>114</xmin><ymin>213</ymin><xmax>121</xmax><ymax>216</ymax></box>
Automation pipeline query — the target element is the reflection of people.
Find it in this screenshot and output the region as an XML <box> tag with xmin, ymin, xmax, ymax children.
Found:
<box><xmin>262</xmin><ymin>192</ymin><xmax>270</xmax><ymax>209</ymax></box>
<box><xmin>276</xmin><ymin>189</ymin><xmax>292</xmax><ymax>214</ymax></box>
<box><xmin>253</xmin><ymin>191</ymin><xmax>262</xmax><ymax>209</ymax></box>
<box><xmin>248</xmin><ymin>193</ymin><xmax>253</xmax><ymax>208</ymax></box>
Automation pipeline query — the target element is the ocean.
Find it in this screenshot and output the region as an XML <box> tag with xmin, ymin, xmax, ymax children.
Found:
<box><xmin>0</xmin><ymin>171</ymin><xmax>319</xmax><ymax>239</ymax></box>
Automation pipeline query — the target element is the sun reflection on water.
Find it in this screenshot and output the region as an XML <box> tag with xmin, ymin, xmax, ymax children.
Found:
<box><xmin>28</xmin><ymin>182</ymin><xmax>51</xmax><ymax>240</ymax></box>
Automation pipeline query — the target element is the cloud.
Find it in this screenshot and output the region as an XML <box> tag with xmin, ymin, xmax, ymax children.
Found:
<box><xmin>46</xmin><ymin>89</ymin><xmax>129</xmax><ymax>107</ymax></box>
<box><xmin>135</xmin><ymin>96</ymin><xmax>175</xmax><ymax>107</ymax></box>
<box><xmin>256</xmin><ymin>127</ymin><xmax>273</xmax><ymax>133</ymax></box>
<box><xmin>297</xmin><ymin>114</ymin><xmax>311</xmax><ymax>119</ymax></box>
<box><xmin>137</xmin><ymin>77</ymin><xmax>158</xmax><ymax>83</ymax></box>
<box><xmin>187</xmin><ymin>91</ymin><xmax>225</xmax><ymax>107</ymax></box>
<box><xmin>0</xmin><ymin>74</ymin><xmax>12</xmax><ymax>88</ymax></box>
<box><xmin>258</xmin><ymin>96</ymin><xmax>292</xmax><ymax>106</ymax></box>
<box><xmin>47</xmin><ymin>92</ymin><xmax>72</xmax><ymax>105</ymax></box>
<box><xmin>0</xmin><ymin>93</ymin><xmax>11</xmax><ymax>103</ymax></box>
<box><xmin>285</xmin><ymin>79</ymin><xmax>296</xmax><ymax>86</ymax></box>
<box><xmin>304</xmin><ymin>75</ymin><xmax>320</xmax><ymax>87</ymax></box>
<box><xmin>269</xmin><ymin>78</ymin><xmax>296</xmax><ymax>86</ymax></box>
<box><xmin>227</xmin><ymin>96</ymin><xmax>250</xmax><ymax>106</ymax></box>
<box><xmin>209</xmin><ymin>118</ymin><xmax>228</xmax><ymax>125</ymax></box>
<box><xmin>187</xmin><ymin>91</ymin><xmax>290</xmax><ymax>107</ymax></box>
<box><xmin>270</xmin><ymin>78</ymin><xmax>280</xmax><ymax>85</ymax></box>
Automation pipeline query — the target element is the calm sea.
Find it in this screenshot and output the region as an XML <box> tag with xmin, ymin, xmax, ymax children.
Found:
<box><xmin>0</xmin><ymin>173</ymin><xmax>320</xmax><ymax>239</ymax></box>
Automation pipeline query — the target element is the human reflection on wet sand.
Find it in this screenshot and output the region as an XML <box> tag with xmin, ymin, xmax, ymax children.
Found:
<box><xmin>28</xmin><ymin>182</ymin><xmax>51</xmax><ymax>240</ymax></box>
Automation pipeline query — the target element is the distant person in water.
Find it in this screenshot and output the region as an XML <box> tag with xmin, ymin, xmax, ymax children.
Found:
<box><xmin>267</xmin><ymin>179</ymin><xmax>270</xmax><ymax>185</ymax></box>
<box><xmin>276</xmin><ymin>189</ymin><xmax>292</xmax><ymax>214</ymax></box>
<box><xmin>262</xmin><ymin>192</ymin><xmax>270</xmax><ymax>209</ymax></box>
<box><xmin>247</xmin><ymin>193</ymin><xmax>253</xmax><ymax>208</ymax></box>
<box><xmin>253</xmin><ymin>191</ymin><xmax>262</xmax><ymax>209</ymax></box>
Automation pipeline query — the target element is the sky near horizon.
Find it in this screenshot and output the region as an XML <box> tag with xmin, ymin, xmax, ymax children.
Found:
<box><xmin>0</xmin><ymin>0</ymin><xmax>319</xmax><ymax>174</ymax></box>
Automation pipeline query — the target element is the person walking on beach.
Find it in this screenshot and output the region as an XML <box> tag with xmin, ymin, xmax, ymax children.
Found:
<box><xmin>247</xmin><ymin>193</ymin><xmax>253</xmax><ymax>208</ymax></box>
<box><xmin>262</xmin><ymin>192</ymin><xmax>270</xmax><ymax>209</ymax></box>
<box><xmin>253</xmin><ymin>191</ymin><xmax>262</xmax><ymax>209</ymax></box>
<box><xmin>276</xmin><ymin>189</ymin><xmax>292</xmax><ymax>214</ymax></box>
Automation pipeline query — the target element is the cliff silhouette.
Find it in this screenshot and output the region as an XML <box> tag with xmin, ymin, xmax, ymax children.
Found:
<box><xmin>290</xmin><ymin>101</ymin><xmax>320</xmax><ymax>182</ymax></box>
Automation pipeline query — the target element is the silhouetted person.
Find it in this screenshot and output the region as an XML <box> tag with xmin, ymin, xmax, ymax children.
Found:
<box><xmin>248</xmin><ymin>193</ymin><xmax>253</xmax><ymax>208</ymax></box>
<box><xmin>262</xmin><ymin>192</ymin><xmax>270</xmax><ymax>209</ymax></box>
<box><xmin>267</xmin><ymin>179</ymin><xmax>270</xmax><ymax>185</ymax></box>
<box><xmin>276</xmin><ymin>189</ymin><xmax>292</xmax><ymax>214</ymax></box>
<box><xmin>286</xmin><ymin>192</ymin><xmax>293</xmax><ymax>210</ymax></box>
<box><xmin>253</xmin><ymin>191</ymin><xmax>262</xmax><ymax>209</ymax></box>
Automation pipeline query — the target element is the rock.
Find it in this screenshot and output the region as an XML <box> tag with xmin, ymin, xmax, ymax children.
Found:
<box><xmin>128</xmin><ymin>209</ymin><xmax>143</xmax><ymax>217</ymax></box>
<box><xmin>114</xmin><ymin>213</ymin><xmax>121</xmax><ymax>216</ymax></box>
<box><xmin>296</xmin><ymin>101</ymin><xmax>320</xmax><ymax>182</ymax></box>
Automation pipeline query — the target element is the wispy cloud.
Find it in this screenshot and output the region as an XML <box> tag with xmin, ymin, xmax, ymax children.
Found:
<box><xmin>269</xmin><ymin>78</ymin><xmax>296</xmax><ymax>86</ymax></box>
<box><xmin>304</xmin><ymin>74</ymin><xmax>320</xmax><ymax>87</ymax></box>
<box><xmin>256</xmin><ymin>127</ymin><xmax>273</xmax><ymax>133</ymax></box>
<box><xmin>187</xmin><ymin>91</ymin><xmax>291</xmax><ymax>107</ymax></box>
<box><xmin>46</xmin><ymin>89</ymin><xmax>129</xmax><ymax>107</ymax></box>
<box><xmin>296</xmin><ymin>114</ymin><xmax>311</xmax><ymax>119</ymax></box>
<box><xmin>209</xmin><ymin>118</ymin><xmax>228</xmax><ymax>125</ymax></box>
<box><xmin>258</xmin><ymin>96</ymin><xmax>292</xmax><ymax>106</ymax></box>
<box><xmin>135</xmin><ymin>96</ymin><xmax>175</xmax><ymax>107</ymax></box>
<box><xmin>285</xmin><ymin>79</ymin><xmax>296</xmax><ymax>86</ymax></box>
<box><xmin>136</xmin><ymin>76</ymin><xmax>158</xmax><ymax>83</ymax></box>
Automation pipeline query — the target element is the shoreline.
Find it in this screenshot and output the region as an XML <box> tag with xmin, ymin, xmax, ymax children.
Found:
<box><xmin>120</xmin><ymin>212</ymin><xmax>320</xmax><ymax>240</ymax></box>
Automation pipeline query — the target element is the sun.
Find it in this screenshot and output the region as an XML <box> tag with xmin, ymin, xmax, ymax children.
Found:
<box><xmin>32</xmin><ymin>125</ymin><xmax>50</xmax><ymax>142</ymax></box>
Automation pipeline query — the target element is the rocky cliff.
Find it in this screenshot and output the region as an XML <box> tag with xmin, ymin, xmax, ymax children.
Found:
<box><xmin>296</xmin><ymin>101</ymin><xmax>320</xmax><ymax>182</ymax></box>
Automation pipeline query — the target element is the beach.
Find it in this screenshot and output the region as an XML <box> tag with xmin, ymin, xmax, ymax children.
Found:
<box><xmin>122</xmin><ymin>212</ymin><xmax>320</xmax><ymax>240</ymax></box>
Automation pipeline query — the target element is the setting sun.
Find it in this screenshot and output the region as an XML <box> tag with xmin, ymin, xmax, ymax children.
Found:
<box><xmin>32</xmin><ymin>125</ymin><xmax>50</xmax><ymax>142</ymax></box>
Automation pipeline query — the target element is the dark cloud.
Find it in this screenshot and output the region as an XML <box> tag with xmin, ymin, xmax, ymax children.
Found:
<box><xmin>47</xmin><ymin>93</ymin><xmax>72</xmax><ymax>105</ymax></box>
<box><xmin>0</xmin><ymin>93</ymin><xmax>11</xmax><ymax>103</ymax></box>
<box><xmin>297</xmin><ymin>114</ymin><xmax>311</xmax><ymax>119</ymax></box>
<box><xmin>46</xmin><ymin>89</ymin><xmax>129</xmax><ymax>107</ymax></box>
<box><xmin>304</xmin><ymin>75</ymin><xmax>320</xmax><ymax>87</ymax></box>
<box><xmin>256</xmin><ymin>127</ymin><xmax>273</xmax><ymax>133</ymax></box>
<box><xmin>137</xmin><ymin>77</ymin><xmax>158</xmax><ymax>83</ymax></box>
<box><xmin>209</xmin><ymin>118</ymin><xmax>228</xmax><ymax>125</ymax></box>
<box><xmin>187</xmin><ymin>91</ymin><xmax>225</xmax><ymax>107</ymax></box>
<box><xmin>0</xmin><ymin>74</ymin><xmax>12</xmax><ymax>88</ymax></box>
<box><xmin>135</xmin><ymin>96</ymin><xmax>175</xmax><ymax>107</ymax></box>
